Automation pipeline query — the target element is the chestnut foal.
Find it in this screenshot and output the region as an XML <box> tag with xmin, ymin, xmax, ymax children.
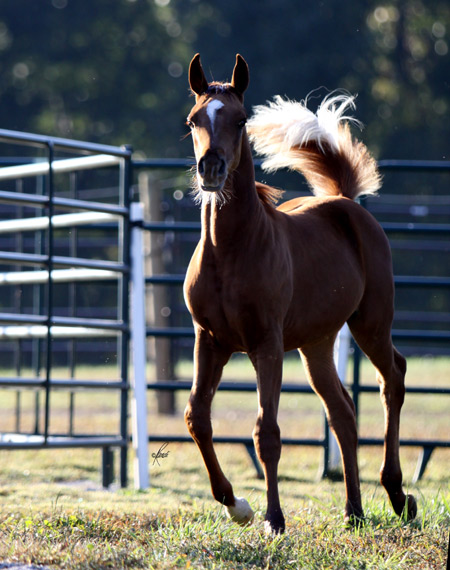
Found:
<box><xmin>183</xmin><ymin>53</ymin><xmax>417</xmax><ymax>534</ymax></box>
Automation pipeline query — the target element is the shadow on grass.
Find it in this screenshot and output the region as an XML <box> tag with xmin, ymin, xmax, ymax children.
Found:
<box><xmin>277</xmin><ymin>474</ymin><xmax>316</xmax><ymax>484</ymax></box>
<box><xmin>150</xmin><ymin>482</ymin><xmax>213</xmax><ymax>501</ymax></box>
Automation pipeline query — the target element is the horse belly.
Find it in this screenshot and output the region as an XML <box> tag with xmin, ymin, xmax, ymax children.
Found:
<box><xmin>282</xmin><ymin>256</ymin><xmax>364</xmax><ymax>351</ymax></box>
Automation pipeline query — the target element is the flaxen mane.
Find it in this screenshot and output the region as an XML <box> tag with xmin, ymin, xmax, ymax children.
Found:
<box><xmin>255</xmin><ymin>182</ymin><xmax>284</xmax><ymax>206</ymax></box>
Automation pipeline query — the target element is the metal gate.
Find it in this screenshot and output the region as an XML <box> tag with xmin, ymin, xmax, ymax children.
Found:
<box><xmin>0</xmin><ymin>128</ymin><xmax>132</xmax><ymax>487</ymax></box>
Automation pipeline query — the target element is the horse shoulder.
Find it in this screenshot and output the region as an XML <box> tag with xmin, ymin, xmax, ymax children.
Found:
<box><xmin>184</xmin><ymin>242</ymin><xmax>215</xmax><ymax>314</ymax></box>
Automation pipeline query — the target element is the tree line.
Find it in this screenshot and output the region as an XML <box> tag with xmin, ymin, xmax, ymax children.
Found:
<box><xmin>0</xmin><ymin>0</ymin><xmax>448</xmax><ymax>161</ymax></box>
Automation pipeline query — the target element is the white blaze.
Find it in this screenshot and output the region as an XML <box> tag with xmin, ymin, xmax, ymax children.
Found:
<box><xmin>206</xmin><ymin>99</ymin><xmax>225</xmax><ymax>133</ymax></box>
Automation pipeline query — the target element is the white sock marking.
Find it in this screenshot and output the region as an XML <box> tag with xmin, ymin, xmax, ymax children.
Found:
<box><xmin>206</xmin><ymin>99</ymin><xmax>225</xmax><ymax>133</ymax></box>
<box><xmin>226</xmin><ymin>496</ymin><xmax>254</xmax><ymax>525</ymax></box>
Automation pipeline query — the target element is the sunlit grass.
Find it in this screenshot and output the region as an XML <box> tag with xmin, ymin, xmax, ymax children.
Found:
<box><xmin>0</xmin><ymin>480</ymin><xmax>448</xmax><ymax>569</ymax></box>
<box><xmin>0</xmin><ymin>356</ymin><xmax>448</xmax><ymax>568</ymax></box>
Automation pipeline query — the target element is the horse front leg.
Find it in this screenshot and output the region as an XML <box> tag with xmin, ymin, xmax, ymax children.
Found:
<box><xmin>184</xmin><ymin>327</ymin><xmax>254</xmax><ymax>525</ymax></box>
<box><xmin>249</xmin><ymin>339</ymin><xmax>285</xmax><ymax>534</ymax></box>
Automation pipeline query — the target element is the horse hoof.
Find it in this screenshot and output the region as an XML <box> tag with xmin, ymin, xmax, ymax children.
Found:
<box><xmin>344</xmin><ymin>512</ymin><xmax>365</xmax><ymax>528</ymax></box>
<box><xmin>393</xmin><ymin>493</ymin><xmax>418</xmax><ymax>520</ymax></box>
<box><xmin>264</xmin><ymin>520</ymin><xmax>285</xmax><ymax>535</ymax></box>
<box><xmin>344</xmin><ymin>503</ymin><xmax>365</xmax><ymax>528</ymax></box>
<box><xmin>405</xmin><ymin>494</ymin><xmax>417</xmax><ymax>521</ymax></box>
<box><xmin>263</xmin><ymin>511</ymin><xmax>285</xmax><ymax>535</ymax></box>
<box><xmin>226</xmin><ymin>496</ymin><xmax>254</xmax><ymax>525</ymax></box>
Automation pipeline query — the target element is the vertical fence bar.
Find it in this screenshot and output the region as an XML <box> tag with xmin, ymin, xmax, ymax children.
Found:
<box><xmin>118</xmin><ymin>149</ymin><xmax>133</xmax><ymax>487</ymax></box>
<box><xmin>68</xmin><ymin>170</ymin><xmax>78</xmax><ymax>437</ymax></box>
<box><xmin>44</xmin><ymin>142</ymin><xmax>55</xmax><ymax>442</ymax></box>
<box><xmin>130</xmin><ymin>202</ymin><xmax>150</xmax><ymax>489</ymax></box>
<box><xmin>14</xmin><ymin>185</ymin><xmax>23</xmax><ymax>432</ymax></box>
<box><xmin>33</xmin><ymin>174</ymin><xmax>45</xmax><ymax>434</ymax></box>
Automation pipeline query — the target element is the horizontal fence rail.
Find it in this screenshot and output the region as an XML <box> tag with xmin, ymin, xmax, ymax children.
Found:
<box><xmin>0</xmin><ymin>211</ymin><xmax>122</xmax><ymax>234</ymax></box>
<box><xmin>0</xmin><ymin>189</ymin><xmax>129</xmax><ymax>214</ymax></box>
<box><xmin>0</xmin><ymin>268</ymin><xmax>120</xmax><ymax>285</ymax></box>
<box><xmin>0</xmin><ymin>434</ymin><xmax>127</xmax><ymax>449</ymax></box>
<box><xmin>0</xmin><ymin>377</ymin><xmax>128</xmax><ymax>389</ymax></box>
<box><xmin>0</xmin><ymin>154</ymin><xmax>122</xmax><ymax>181</ymax></box>
<box><xmin>0</xmin><ymin>325</ymin><xmax>120</xmax><ymax>339</ymax></box>
<box><xmin>0</xmin><ymin>128</ymin><xmax>132</xmax><ymax>156</ymax></box>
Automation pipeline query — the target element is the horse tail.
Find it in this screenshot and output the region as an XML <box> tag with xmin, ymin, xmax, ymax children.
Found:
<box><xmin>247</xmin><ymin>93</ymin><xmax>381</xmax><ymax>200</ymax></box>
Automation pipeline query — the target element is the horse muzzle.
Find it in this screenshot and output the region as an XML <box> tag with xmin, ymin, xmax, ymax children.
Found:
<box><xmin>197</xmin><ymin>151</ymin><xmax>227</xmax><ymax>192</ymax></box>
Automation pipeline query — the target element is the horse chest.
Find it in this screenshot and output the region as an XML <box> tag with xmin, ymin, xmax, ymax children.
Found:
<box><xmin>184</xmin><ymin>249</ymin><xmax>268</xmax><ymax>348</ymax></box>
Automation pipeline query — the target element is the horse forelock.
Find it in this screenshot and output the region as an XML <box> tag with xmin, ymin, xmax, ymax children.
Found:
<box><xmin>195</xmin><ymin>82</ymin><xmax>242</xmax><ymax>101</ymax></box>
<box><xmin>206</xmin><ymin>82</ymin><xmax>230</xmax><ymax>94</ymax></box>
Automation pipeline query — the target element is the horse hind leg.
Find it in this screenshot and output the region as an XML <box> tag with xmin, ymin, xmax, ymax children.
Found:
<box><xmin>300</xmin><ymin>338</ymin><xmax>364</xmax><ymax>525</ymax></box>
<box><xmin>347</xmin><ymin>317</ymin><xmax>417</xmax><ymax>521</ymax></box>
<box><xmin>378</xmin><ymin>347</ymin><xmax>417</xmax><ymax>520</ymax></box>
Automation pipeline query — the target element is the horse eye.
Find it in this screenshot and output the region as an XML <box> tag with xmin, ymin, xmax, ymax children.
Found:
<box><xmin>186</xmin><ymin>119</ymin><xmax>194</xmax><ymax>129</ymax></box>
<box><xmin>237</xmin><ymin>118</ymin><xmax>247</xmax><ymax>129</ymax></box>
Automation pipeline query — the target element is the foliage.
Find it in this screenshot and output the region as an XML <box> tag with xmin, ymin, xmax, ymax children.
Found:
<box><xmin>0</xmin><ymin>0</ymin><xmax>448</xmax><ymax>159</ymax></box>
<box><xmin>0</xmin><ymin>0</ymin><xmax>198</xmax><ymax>156</ymax></box>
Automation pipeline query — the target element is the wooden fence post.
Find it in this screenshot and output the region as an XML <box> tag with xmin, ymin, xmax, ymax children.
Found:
<box><xmin>139</xmin><ymin>172</ymin><xmax>176</xmax><ymax>414</ymax></box>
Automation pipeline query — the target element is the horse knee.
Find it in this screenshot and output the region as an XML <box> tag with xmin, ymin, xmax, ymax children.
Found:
<box><xmin>377</xmin><ymin>352</ymin><xmax>407</xmax><ymax>409</ymax></box>
<box><xmin>341</xmin><ymin>385</ymin><xmax>357</xmax><ymax>417</ymax></box>
<box><xmin>184</xmin><ymin>403</ymin><xmax>196</xmax><ymax>435</ymax></box>
<box><xmin>184</xmin><ymin>401</ymin><xmax>211</xmax><ymax>441</ymax></box>
<box><xmin>394</xmin><ymin>349</ymin><xmax>407</xmax><ymax>377</ymax></box>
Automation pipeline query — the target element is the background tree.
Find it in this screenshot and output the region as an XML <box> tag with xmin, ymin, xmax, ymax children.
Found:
<box><xmin>188</xmin><ymin>0</ymin><xmax>449</xmax><ymax>159</ymax></box>
<box><xmin>0</xmin><ymin>0</ymin><xmax>448</xmax><ymax>159</ymax></box>
<box><xmin>0</xmin><ymin>0</ymin><xmax>447</xmax><ymax>361</ymax></box>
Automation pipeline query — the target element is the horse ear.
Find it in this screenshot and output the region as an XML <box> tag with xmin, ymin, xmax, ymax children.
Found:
<box><xmin>189</xmin><ymin>53</ymin><xmax>209</xmax><ymax>97</ymax></box>
<box><xmin>231</xmin><ymin>54</ymin><xmax>249</xmax><ymax>98</ymax></box>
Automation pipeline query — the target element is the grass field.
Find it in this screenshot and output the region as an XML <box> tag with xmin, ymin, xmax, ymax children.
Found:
<box><xmin>0</xmin><ymin>356</ymin><xmax>448</xmax><ymax>568</ymax></box>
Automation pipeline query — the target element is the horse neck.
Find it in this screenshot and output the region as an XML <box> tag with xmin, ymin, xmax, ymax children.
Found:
<box><xmin>201</xmin><ymin>132</ymin><xmax>263</xmax><ymax>247</ymax></box>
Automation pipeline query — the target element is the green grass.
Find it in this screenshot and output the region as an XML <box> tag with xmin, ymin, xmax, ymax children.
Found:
<box><xmin>0</xmin><ymin>476</ymin><xmax>448</xmax><ymax>569</ymax></box>
<box><xmin>0</xmin><ymin>356</ymin><xmax>448</xmax><ymax>568</ymax></box>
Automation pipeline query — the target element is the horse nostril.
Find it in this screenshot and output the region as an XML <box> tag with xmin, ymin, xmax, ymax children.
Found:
<box><xmin>198</xmin><ymin>157</ymin><xmax>205</xmax><ymax>176</ymax></box>
<box><xmin>198</xmin><ymin>153</ymin><xmax>226</xmax><ymax>182</ymax></box>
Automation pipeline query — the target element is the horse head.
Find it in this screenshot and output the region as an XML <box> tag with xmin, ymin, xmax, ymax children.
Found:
<box><xmin>187</xmin><ymin>54</ymin><xmax>249</xmax><ymax>198</ymax></box>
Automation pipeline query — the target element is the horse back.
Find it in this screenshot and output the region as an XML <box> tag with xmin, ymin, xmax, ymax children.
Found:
<box><xmin>278</xmin><ymin>195</ymin><xmax>390</xmax><ymax>269</ymax></box>
<box><xmin>275</xmin><ymin>195</ymin><xmax>394</xmax><ymax>349</ymax></box>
